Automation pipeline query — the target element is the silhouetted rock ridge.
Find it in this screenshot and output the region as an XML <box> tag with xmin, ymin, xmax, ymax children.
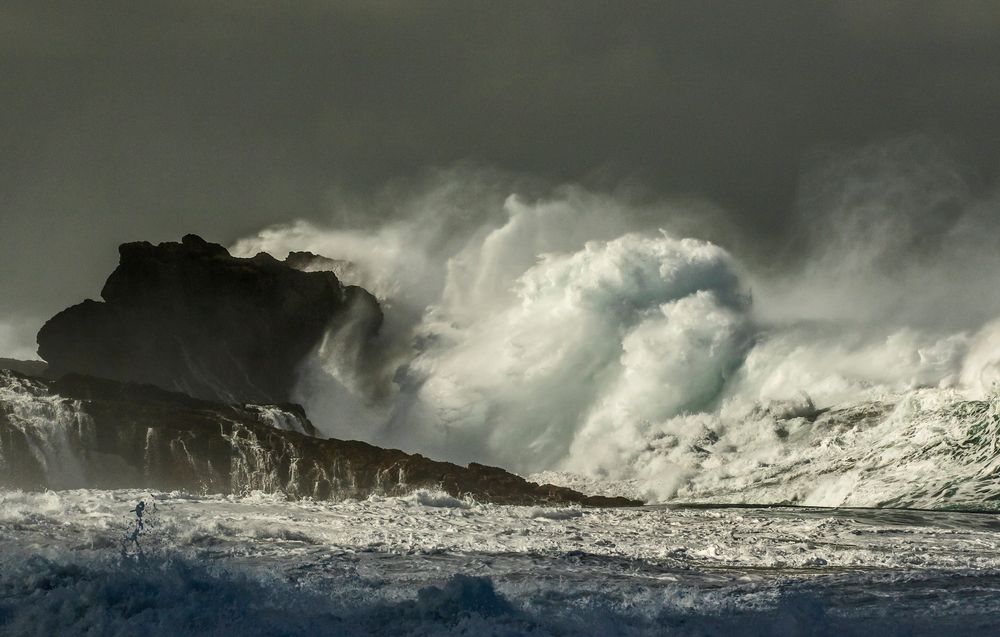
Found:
<box><xmin>36</xmin><ymin>235</ymin><xmax>381</xmax><ymax>404</ymax></box>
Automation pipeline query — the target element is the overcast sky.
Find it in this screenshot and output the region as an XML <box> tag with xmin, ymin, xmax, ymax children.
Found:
<box><xmin>3</xmin><ymin>1</ymin><xmax>1000</xmax><ymax>356</ymax></box>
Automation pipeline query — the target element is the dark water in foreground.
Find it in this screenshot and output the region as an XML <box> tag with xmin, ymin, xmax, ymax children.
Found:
<box><xmin>3</xmin><ymin>489</ymin><xmax>1000</xmax><ymax>636</ymax></box>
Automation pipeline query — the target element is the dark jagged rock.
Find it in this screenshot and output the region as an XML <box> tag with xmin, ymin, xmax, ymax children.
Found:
<box><xmin>284</xmin><ymin>252</ymin><xmax>369</xmax><ymax>300</ymax></box>
<box><xmin>284</xmin><ymin>251</ymin><xmax>360</xmax><ymax>279</ymax></box>
<box><xmin>0</xmin><ymin>370</ymin><xmax>641</xmax><ymax>507</ymax></box>
<box><xmin>36</xmin><ymin>235</ymin><xmax>382</xmax><ymax>404</ymax></box>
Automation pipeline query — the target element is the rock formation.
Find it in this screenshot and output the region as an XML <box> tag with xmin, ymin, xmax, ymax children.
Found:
<box><xmin>0</xmin><ymin>370</ymin><xmax>640</xmax><ymax>506</ymax></box>
<box><xmin>12</xmin><ymin>235</ymin><xmax>642</xmax><ymax>506</ymax></box>
<box><xmin>36</xmin><ymin>235</ymin><xmax>381</xmax><ymax>404</ymax></box>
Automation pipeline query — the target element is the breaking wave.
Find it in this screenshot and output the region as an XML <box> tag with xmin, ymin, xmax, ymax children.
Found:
<box><xmin>0</xmin><ymin>550</ymin><xmax>986</xmax><ymax>637</ymax></box>
<box><xmin>231</xmin><ymin>146</ymin><xmax>1000</xmax><ymax>506</ymax></box>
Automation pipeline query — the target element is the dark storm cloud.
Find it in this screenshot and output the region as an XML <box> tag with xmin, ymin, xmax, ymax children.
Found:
<box><xmin>3</xmin><ymin>1</ymin><xmax>1000</xmax><ymax>354</ymax></box>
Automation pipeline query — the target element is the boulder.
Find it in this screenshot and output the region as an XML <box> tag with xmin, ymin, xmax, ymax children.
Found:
<box><xmin>36</xmin><ymin>235</ymin><xmax>381</xmax><ymax>404</ymax></box>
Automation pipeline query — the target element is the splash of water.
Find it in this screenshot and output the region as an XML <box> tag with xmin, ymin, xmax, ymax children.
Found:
<box><xmin>0</xmin><ymin>371</ymin><xmax>91</xmax><ymax>489</ymax></box>
<box><xmin>228</xmin><ymin>152</ymin><xmax>1000</xmax><ymax>504</ymax></box>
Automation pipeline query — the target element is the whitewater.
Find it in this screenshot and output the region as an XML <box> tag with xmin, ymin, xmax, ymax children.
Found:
<box><xmin>3</xmin><ymin>488</ymin><xmax>1000</xmax><ymax>635</ymax></box>
<box><xmin>228</xmin><ymin>160</ymin><xmax>1000</xmax><ymax>508</ymax></box>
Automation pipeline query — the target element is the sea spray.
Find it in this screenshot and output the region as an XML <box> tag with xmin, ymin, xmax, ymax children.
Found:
<box><xmin>0</xmin><ymin>371</ymin><xmax>91</xmax><ymax>489</ymax></box>
<box><xmin>232</xmin><ymin>162</ymin><xmax>1000</xmax><ymax>504</ymax></box>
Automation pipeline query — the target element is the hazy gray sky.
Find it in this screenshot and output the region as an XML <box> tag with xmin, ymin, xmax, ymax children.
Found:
<box><xmin>3</xmin><ymin>1</ymin><xmax>1000</xmax><ymax>356</ymax></box>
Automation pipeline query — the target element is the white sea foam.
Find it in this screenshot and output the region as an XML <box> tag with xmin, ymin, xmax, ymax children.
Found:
<box><xmin>404</xmin><ymin>489</ymin><xmax>472</xmax><ymax>508</ymax></box>
<box><xmin>246</xmin><ymin>404</ymin><xmax>313</xmax><ymax>435</ymax></box>
<box><xmin>2</xmin><ymin>488</ymin><xmax>1000</xmax><ymax>636</ymax></box>
<box><xmin>229</xmin><ymin>169</ymin><xmax>1000</xmax><ymax>507</ymax></box>
<box><xmin>0</xmin><ymin>371</ymin><xmax>91</xmax><ymax>489</ymax></box>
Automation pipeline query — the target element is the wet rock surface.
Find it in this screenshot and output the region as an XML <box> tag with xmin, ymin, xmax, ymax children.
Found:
<box><xmin>0</xmin><ymin>371</ymin><xmax>640</xmax><ymax>506</ymax></box>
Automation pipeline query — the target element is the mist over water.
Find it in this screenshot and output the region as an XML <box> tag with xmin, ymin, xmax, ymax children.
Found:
<box><xmin>232</xmin><ymin>141</ymin><xmax>1000</xmax><ymax>502</ymax></box>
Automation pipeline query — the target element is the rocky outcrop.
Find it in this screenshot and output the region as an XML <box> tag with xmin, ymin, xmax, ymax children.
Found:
<box><xmin>36</xmin><ymin>235</ymin><xmax>382</xmax><ymax>404</ymax></box>
<box><xmin>284</xmin><ymin>251</ymin><xmax>364</xmax><ymax>284</ymax></box>
<box><xmin>0</xmin><ymin>371</ymin><xmax>640</xmax><ymax>507</ymax></box>
<box><xmin>19</xmin><ymin>235</ymin><xmax>642</xmax><ymax>507</ymax></box>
